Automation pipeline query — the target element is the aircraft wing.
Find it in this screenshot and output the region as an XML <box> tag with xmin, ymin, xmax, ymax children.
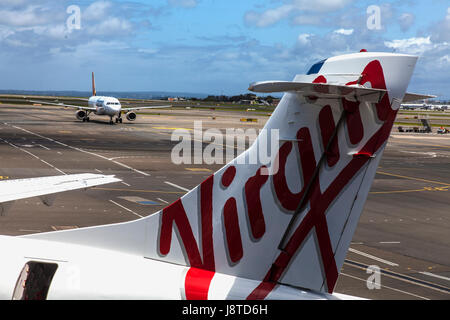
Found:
<box><xmin>248</xmin><ymin>81</ymin><xmax>387</xmax><ymax>103</ymax></box>
<box><xmin>121</xmin><ymin>105</ymin><xmax>172</xmax><ymax>112</ymax></box>
<box><xmin>0</xmin><ymin>173</ymin><xmax>121</xmax><ymax>215</ymax></box>
<box><xmin>402</xmin><ymin>92</ymin><xmax>437</xmax><ymax>103</ymax></box>
<box><xmin>29</xmin><ymin>100</ymin><xmax>96</xmax><ymax>111</ymax></box>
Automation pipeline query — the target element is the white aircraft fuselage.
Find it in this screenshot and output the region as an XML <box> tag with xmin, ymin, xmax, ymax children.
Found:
<box><xmin>88</xmin><ymin>96</ymin><xmax>122</xmax><ymax>117</ymax></box>
<box><xmin>0</xmin><ymin>235</ymin><xmax>337</xmax><ymax>300</ymax></box>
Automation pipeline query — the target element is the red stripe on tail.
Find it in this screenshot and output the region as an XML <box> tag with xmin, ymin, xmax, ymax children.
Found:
<box><xmin>185</xmin><ymin>267</ymin><xmax>215</xmax><ymax>300</ymax></box>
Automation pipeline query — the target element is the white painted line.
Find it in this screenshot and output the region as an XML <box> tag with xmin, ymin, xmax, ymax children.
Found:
<box><xmin>340</xmin><ymin>272</ymin><xmax>429</xmax><ymax>300</ymax></box>
<box><xmin>157</xmin><ymin>198</ymin><xmax>169</xmax><ymax>204</ymax></box>
<box><xmin>348</xmin><ymin>248</ymin><xmax>399</xmax><ymax>267</ymax></box>
<box><xmin>112</xmin><ymin>160</ymin><xmax>150</xmax><ymax>177</ymax></box>
<box><xmin>94</xmin><ymin>169</ymin><xmax>103</xmax><ymax>173</ymax></box>
<box><xmin>1</xmin><ymin>139</ymin><xmax>66</xmax><ymax>175</ymax></box>
<box><xmin>379</xmin><ymin>241</ymin><xmax>401</xmax><ymax>244</ymax></box>
<box><xmin>38</xmin><ymin>144</ymin><xmax>51</xmax><ymax>150</ymax></box>
<box><xmin>121</xmin><ymin>181</ymin><xmax>131</xmax><ymax>187</ymax></box>
<box><xmin>164</xmin><ymin>181</ymin><xmax>190</xmax><ymax>192</ymax></box>
<box><xmin>346</xmin><ymin>259</ymin><xmax>450</xmax><ymax>295</ymax></box>
<box><xmin>419</xmin><ymin>272</ymin><xmax>450</xmax><ymax>282</ymax></box>
<box><xmin>6</xmin><ymin>124</ymin><xmax>150</xmax><ymax>177</ymax></box>
<box><xmin>109</xmin><ymin>200</ymin><xmax>144</xmax><ymax>219</ymax></box>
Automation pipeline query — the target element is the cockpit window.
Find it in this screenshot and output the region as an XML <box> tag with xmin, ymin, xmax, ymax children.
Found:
<box><xmin>306</xmin><ymin>59</ymin><xmax>327</xmax><ymax>75</ymax></box>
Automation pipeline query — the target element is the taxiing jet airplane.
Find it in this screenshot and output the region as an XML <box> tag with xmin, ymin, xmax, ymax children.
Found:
<box><xmin>30</xmin><ymin>73</ymin><xmax>172</xmax><ymax>125</ymax></box>
<box><xmin>0</xmin><ymin>51</ymin><xmax>433</xmax><ymax>300</ymax></box>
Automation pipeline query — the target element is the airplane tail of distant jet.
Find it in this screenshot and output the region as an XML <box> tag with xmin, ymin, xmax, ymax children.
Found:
<box><xmin>92</xmin><ymin>72</ymin><xmax>97</xmax><ymax>97</ymax></box>
<box><xmin>24</xmin><ymin>52</ymin><xmax>418</xmax><ymax>299</ymax></box>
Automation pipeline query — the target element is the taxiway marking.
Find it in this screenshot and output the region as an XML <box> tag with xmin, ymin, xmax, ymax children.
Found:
<box><xmin>94</xmin><ymin>187</ymin><xmax>185</xmax><ymax>194</ymax></box>
<box><xmin>157</xmin><ymin>198</ymin><xmax>169</xmax><ymax>204</ymax></box>
<box><xmin>164</xmin><ymin>181</ymin><xmax>190</xmax><ymax>192</ymax></box>
<box><xmin>345</xmin><ymin>259</ymin><xmax>450</xmax><ymax>295</ymax></box>
<box><xmin>369</xmin><ymin>187</ymin><xmax>449</xmax><ymax>195</ymax></box>
<box><xmin>152</xmin><ymin>126</ymin><xmax>192</xmax><ymax>131</ymax></box>
<box><xmin>4</xmin><ymin>123</ymin><xmax>150</xmax><ymax>177</ymax></box>
<box><xmin>109</xmin><ymin>200</ymin><xmax>143</xmax><ymax>218</ymax></box>
<box><xmin>348</xmin><ymin>248</ymin><xmax>399</xmax><ymax>267</ymax></box>
<box><xmin>0</xmin><ymin>138</ymin><xmax>66</xmax><ymax>175</ymax></box>
<box><xmin>38</xmin><ymin>144</ymin><xmax>51</xmax><ymax>150</ymax></box>
<box><xmin>377</xmin><ymin>171</ymin><xmax>450</xmax><ymax>187</ymax></box>
<box><xmin>186</xmin><ymin>168</ymin><xmax>212</xmax><ymax>172</ymax></box>
<box><xmin>340</xmin><ymin>272</ymin><xmax>429</xmax><ymax>300</ymax></box>
<box><xmin>419</xmin><ymin>272</ymin><xmax>450</xmax><ymax>282</ymax></box>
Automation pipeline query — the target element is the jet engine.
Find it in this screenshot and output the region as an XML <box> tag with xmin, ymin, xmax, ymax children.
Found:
<box><xmin>126</xmin><ymin>112</ymin><xmax>137</xmax><ymax>121</ymax></box>
<box><xmin>76</xmin><ymin>110</ymin><xmax>86</xmax><ymax>120</ymax></box>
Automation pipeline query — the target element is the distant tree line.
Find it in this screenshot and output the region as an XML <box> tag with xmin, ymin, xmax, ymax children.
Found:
<box><xmin>190</xmin><ymin>94</ymin><xmax>277</xmax><ymax>104</ymax></box>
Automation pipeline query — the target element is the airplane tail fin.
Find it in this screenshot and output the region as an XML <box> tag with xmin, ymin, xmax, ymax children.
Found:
<box><xmin>24</xmin><ymin>52</ymin><xmax>418</xmax><ymax>298</ymax></box>
<box><xmin>92</xmin><ymin>72</ymin><xmax>97</xmax><ymax>97</ymax></box>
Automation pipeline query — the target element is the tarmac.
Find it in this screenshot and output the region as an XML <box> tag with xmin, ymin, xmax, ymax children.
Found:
<box><xmin>0</xmin><ymin>103</ymin><xmax>448</xmax><ymax>300</ymax></box>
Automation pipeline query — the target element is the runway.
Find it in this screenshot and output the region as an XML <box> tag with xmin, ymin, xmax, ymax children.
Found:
<box><xmin>0</xmin><ymin>103</ymin><xmax>448</xmax><ymax>300</ymax></box>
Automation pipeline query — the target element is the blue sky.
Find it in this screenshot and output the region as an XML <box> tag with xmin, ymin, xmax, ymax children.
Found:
<box><xmin>0</xmin><ymin>0</ymin><xmax>449</xmax><ymax>98</ymax></box>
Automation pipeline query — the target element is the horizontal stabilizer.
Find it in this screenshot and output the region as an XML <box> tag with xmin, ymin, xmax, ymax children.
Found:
<box><xmin>402</xmin><ymin>92</ymin><xmax>437</xmax><ymax>103</ymax></box>
<box><xmin>0</xmin><ymin>173</ymin><xmax>121</xmax><ymax>204</ymax></box>
<box><xmin>248</xmin><ymin>81</ymin><xmax>387</xmax><ymax>103</ymax></box>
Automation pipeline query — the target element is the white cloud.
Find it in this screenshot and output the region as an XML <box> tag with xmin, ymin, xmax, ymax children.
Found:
<box><xmin>398</xmin><ymin>13</ymin><xmax>415</xmax><ymax>32</ymax></box>
<box><xmin>0</xmin><ymin>5</ymin><xmax>54</xmax><ymax>27</ymax></box>
<box><xmin>244</xmin><ymin>0</ymin><xmax>354</xmax><ymax>27</ymax></box>
<box><xmin>168</xmin><ymin>0</ymin><xmax>199</xmax><ymax>8</ymax></box>
<box><xmin>430</xmin><ymin>7</ymin><xmax>450</xmax><ymax>42</ymax></box>
<box><xmin>245</xmin><ymin>5</ymin><xmax>293</xmax><ymax>28</ymax></box>
<box><xmin>0</xmin><ymin>0</ymin><xmax>27</xmax><ymax>6</ymax></box>
<box><xmin>297</xmin><ymin>33</ymin><xmax>312</xmax><ymax>45</ymax></box>
<box><xmin>84</xmin><ymin>1</ymin><xmax>113</xmax><ymax>20</ymax></box>
<box><xmin>87</xmin><ymin>17</ymin><xmax>133</xmax><ymax>36</ymax></box>
<box><xmin>291</xmin><ymin>0</ymin><xmax>353</xmax><ymax>13</ymax></box>
<box><xmin>291</xmin><ymin>15</ymin><xmax>322</xmax><ymax>25</ymax></box>
<box><xmin>439</xmin><ymin>55</ymin><xmax>450</xmax><ymax>65</ymax></box>
<box><xmin>32</xmin><ymin>24</ymin><xmax>69</xmax><ymax>40</ymax></box>
<box><xmin>384</xmin><ymin>36</ymin><xmax>436</xmax><ymax>55</ymax></box>
<box><xmin>333</xmin><ymin>28</ymin><xmax>354</xmax><ymax>35</ymax></box>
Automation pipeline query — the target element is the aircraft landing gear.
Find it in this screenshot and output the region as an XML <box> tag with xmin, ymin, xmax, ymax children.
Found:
<box><xmin>116</xmin><ymin>112</ymin><xmax>123</xmax><ymax>124</ymax></box>
<box><xmin>109</xmin><ymin>116</ymin><xmax>114</xmax><ymax>125</ymax></box>
<box><xmin>82</xmin><ymin>111</ymin><xmax>91</xmax><ymax>122</ymax></box>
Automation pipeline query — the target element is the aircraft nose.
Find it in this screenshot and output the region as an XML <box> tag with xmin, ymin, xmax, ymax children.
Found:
<box><xmin>107</xmin><ymin>104</ymin><xmax>120</xmax><ymax>112</ymax></box>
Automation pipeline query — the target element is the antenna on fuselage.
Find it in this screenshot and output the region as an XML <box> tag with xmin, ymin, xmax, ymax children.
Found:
<box><xmin>92</xmin><ymin>72</ymin><xmax>97</xmax><ymax>97</ymax></box>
